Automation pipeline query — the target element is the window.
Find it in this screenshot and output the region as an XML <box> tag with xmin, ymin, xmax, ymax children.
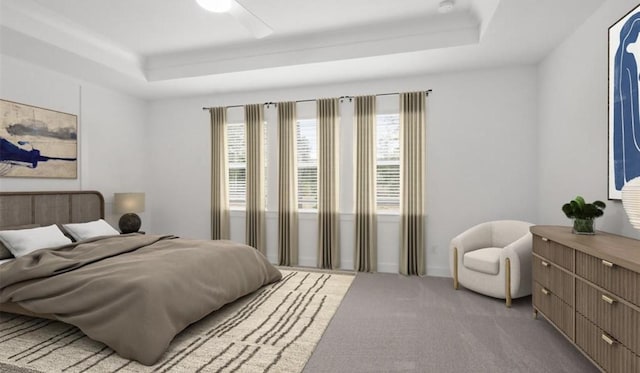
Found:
<box><xmin>297</xmin><ymin>119</ymin><xmax>318</xmax><ymax>209</ymax></box>
<box><xmin>227</xmin><ymin>122</ymin><xmax>246</xmax><ymax>207</ymax></box>
<box><xmin>376</xmin><ymin>114</ymin><xmax>400</xmax><ymax>211</ymax></box>
<box><xmin>226</xmin><ymin>120</ymin><xmax>268</xmax><ymax>208</ymax></box>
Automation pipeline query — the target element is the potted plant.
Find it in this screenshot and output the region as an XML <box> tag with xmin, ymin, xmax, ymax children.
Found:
<box><xmin>561</xmin><ymin>196</ymin><xmax>606</xmax><ymax>234</ymax></box>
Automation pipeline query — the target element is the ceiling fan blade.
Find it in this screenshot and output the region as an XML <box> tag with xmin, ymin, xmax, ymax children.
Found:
<box><xmin>230</xmin><ymin>1</ymin><xmax>273</xmax><ymax>39</ymax></box>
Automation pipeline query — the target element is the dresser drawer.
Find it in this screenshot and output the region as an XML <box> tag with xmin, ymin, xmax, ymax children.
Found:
<box><xmin>532</xmin><ymin>235</ymin><xmax>574</xmax><ymax>271</ymax></box>
<box><xmin>576</xmin><ymin>251</ymin><xmax>640</xmax><ymax>307</ymax></box>
<box><xmin>576</xmin><ymin>279</ymin><xmax>640</xmax><ymax>355</ymax></box>
<box><xmin>576</xmin><ymin>313</ymin><xmax>639</xmax><ymax>373</ymax></box>
<box><xmin>533</xmin><ymin>256</ymin><xmax>574</xmax><ymax>305</ymax></box>
<box><xmin>533</xmin><ymin>282</ymin><xmax>573</xmax><ymax>339</ymax></box>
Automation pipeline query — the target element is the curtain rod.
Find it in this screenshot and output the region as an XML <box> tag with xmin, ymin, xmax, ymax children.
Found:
<box><xmin>201</xmin><ymin>89</ymin><xmax>432</xmax><ymax>111</ymax></box>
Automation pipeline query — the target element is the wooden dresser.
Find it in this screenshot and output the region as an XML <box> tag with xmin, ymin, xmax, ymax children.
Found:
<box><xmin>531</xmin><ymin>226</ymin><xmax>640</xmax><ymax>373</ymax></box>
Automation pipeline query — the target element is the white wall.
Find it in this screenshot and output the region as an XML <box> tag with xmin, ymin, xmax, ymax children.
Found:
<box><xmin>0</xmin><ymin>54</ymin><xmax>151</xmax><ymax>229</ymax></box>
<box><xmin>538</xmin><ymin>0</ymin><xmax>640</xmax><ymax>240</ymax></box>
<box><xmin>147</xmin><ymin>66</ymin><xmax>539</xmax><ymax>275</ymax></box>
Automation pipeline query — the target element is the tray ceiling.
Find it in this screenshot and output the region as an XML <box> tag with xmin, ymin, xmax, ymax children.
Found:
<box><xmin>0</xmin><ymin>0</ymin><xmax>605</xmax><ymax>98</ymax></box>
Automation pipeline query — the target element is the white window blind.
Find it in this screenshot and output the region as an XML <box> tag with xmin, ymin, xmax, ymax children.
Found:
<box><xmin>227</xmin><ymin>122</ymin><xmax>246</xmax><ymax>207</ymax></box>
<box><xmin>296</xmin><ymin>119</ymin><xmax>318</xmax><ymax>209</ymax></box>
<box><xmin>376</xmin><ymin>114</ymin><xmax>400</xmax><ymax>211</ymax></box>
<box><xmin>226</xmin><ymin>121</ymin><xmax>269</xmax><ymax>208</ymax></box>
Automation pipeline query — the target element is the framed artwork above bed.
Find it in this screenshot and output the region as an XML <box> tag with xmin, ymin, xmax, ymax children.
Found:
<box><xmin>608</xmin><ymin>4</ymin><xmax>640</xmax><ymax>200</ymax></box>
<box><xmin>0</xmin><ymin>99</ymin><xmax>78</xmax><ymax>179</ymax></box>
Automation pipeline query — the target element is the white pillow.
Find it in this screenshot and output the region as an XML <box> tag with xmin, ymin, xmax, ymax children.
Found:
<box><xmin>0</xmin><ymin>224</ymin><xmax>72</xmax><ymax>257</ymax></box>
<box><xmin>62</xmin><ymin>219</ymin><xmax>120</xmax><ymax>241</ymax></box>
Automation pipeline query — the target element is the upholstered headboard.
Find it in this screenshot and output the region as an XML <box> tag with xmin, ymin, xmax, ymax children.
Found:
<box><xmin>0</xmin><ymin>191</ymin><xmax>104</xmax><ymax>228</ymax></box>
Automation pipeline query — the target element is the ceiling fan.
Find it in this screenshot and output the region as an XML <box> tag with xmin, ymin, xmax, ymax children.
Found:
<box><xmin>196</xmin><ymin>0</ymin><xmax>273</xmax><ymax>39</ymax></box>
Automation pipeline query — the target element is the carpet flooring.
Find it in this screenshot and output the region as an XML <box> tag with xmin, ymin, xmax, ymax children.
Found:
<box><xmin>1</xmin><ymin>270</ymin><xmax>602</xmax><ymax>373</ymax></box>
<box><xmin>0</xmin><ymin>270</ymin><xmax>353</xmax><ymax>373</ymax></box>
<box><xmin>303</xmin><ymin>273</ymin><xmax>599</xmax><ymax>373</ymax></box>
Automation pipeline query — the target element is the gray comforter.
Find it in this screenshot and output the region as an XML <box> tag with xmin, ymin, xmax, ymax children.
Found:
<box><xmin>0</xmin><ymin>234</ymin><xmax>282</xmax><ymax>365</ymax></box>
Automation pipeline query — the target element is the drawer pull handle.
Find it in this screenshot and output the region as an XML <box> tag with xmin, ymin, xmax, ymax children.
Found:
<box><xmin>541</xmin><ymin>261</ymin><xmax>549</xmax><ymax>267</ymax></box>
<box><xmin>541</xmin><ymin>237</ymin><xmax>549</xmax><ymax>242</ymax></box>
<box><xmin>601</xmin><ymin>295</ymin><xmax>616</xmax><ymax>304</ymax></box>
<box><xmin>541</xmin><ymin>288</ymin><xmax>550</xmax><ymax>295</ymax></box>
<box><xmin>601</xmin><ymin>260</ymin><xmax>614</xmax><ymax>268</ymax></box>
<box><xmin>601</xmin><ymin>334</ymin><xmax>615</xmax><ymax>345</ymax></box>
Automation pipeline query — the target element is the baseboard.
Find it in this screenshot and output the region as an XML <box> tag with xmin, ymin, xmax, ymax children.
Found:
<box><xmin>426</xmin><ymin>266</ymin><xmax>451</xmax><ymax>278</ymax></box>
<box><xmin>377</xmin><ymin>262</ymin><xmax>397</xmax><ymax>273</ymax></box>
<box><xmin>276</xmin><ymin>265</ymin><xmax>356</xmax><ymax>276</ymax></box>
<box><xmin>268</xmin><ymin>257</ymin><xmax>451</xmax><ymax>278</ymax></box>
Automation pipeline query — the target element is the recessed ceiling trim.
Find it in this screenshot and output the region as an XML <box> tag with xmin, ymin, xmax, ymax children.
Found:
<box><xmin>145</xmin><ymin>11</ymin><xmax>479</xmax><ymax>81</ymax></box>
<box><xmin>146</xmin><ymin>27</ymin><xmax>479</xmax><ymax>81</ymax></box>
<box><xmin>152</xmin><ymin>31</ymin><xmax>480</xmax><ymax>81</ymax></box>
<box><xmin>470</xmin><ymin>0</ymin><xmax>500</xmax><ymax>37</ymax></box>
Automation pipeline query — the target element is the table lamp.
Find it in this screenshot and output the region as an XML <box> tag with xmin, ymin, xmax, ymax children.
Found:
<box><xmin>622</xmin><ymin>177</ymin><xmax>640</xmax><ymax>230</ymax></box>
<box><xmin>114</xmin><ymin>192</ymin><xmax>145</xmax><ymax>233</ymax></box>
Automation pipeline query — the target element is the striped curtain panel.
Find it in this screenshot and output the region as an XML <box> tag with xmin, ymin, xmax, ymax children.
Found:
<box><xmin>317</xmin><ymin>98</ymin><xmax>340</xmax><ymax>269</ymax></box>
<box><xmin>353</xmin><ymin>96</ymin><xmax>377</xmax><ymax>272</ymax></box>
<box><xmin>399</xmin><ymin>92</ymin><xmax>427</xmax><ymax>276</ymax></box>
<box><xmin>245</xmin><ymin>104</ymin><xmax>266</xmax><ymax>254</ymax></box>
<box><xmin>277</xmin><ymin>102</ymin><xmax>299</xmax><ymax>266</ymax></box>
<box><xmin>209</xmin><ymin>107</ymin><xmax>230</xmax><ymax>240</ymax></box>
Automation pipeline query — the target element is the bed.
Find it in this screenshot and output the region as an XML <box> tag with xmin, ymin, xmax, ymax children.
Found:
<box><xmin>0</xmin><ymin>191</ymin><xmax>282</xmax><ymax>365</ymax></box>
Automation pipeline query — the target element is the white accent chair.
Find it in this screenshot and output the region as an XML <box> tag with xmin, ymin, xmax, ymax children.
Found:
<box><xmin>449</xmin><ymin>220</ymin><xmax>533</xmax><ymax>307</ymax></box>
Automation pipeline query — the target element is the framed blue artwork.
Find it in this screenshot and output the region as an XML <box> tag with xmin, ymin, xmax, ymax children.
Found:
<box><xmin>609</xmin><ymin>4</ymin><xmax>640</xmax><ymax>200</ymax></box>
<box><xmin>0</xmin><ymin>99</ymin><xmax>77</xmax><ymax>179</ymax></box>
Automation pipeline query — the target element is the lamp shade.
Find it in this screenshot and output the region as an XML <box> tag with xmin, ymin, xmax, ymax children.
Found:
<box><xmin>114</xmin><ymin>193</ymin><xmax>145</xmax><ymax>214</ymax></box>
<box><xmin>622</xmin><ymin>177</ymin><xmax>640</xmax><ymax>229</ymax></box>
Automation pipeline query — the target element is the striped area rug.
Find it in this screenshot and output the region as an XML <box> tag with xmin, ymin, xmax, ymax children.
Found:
<box><xmin>0</xmin><ymin>270</ymin><xmax>354</xmax><ymax>373</ymax></box>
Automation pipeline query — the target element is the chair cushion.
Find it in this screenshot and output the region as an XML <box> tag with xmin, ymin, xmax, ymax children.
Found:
<box><xmin>463</xmin><ymin>247</ymin><xmax>502</xmax><ymax>275</ymax></box>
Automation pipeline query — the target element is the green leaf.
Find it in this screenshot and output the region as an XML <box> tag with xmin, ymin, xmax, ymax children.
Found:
<box><xmin>584</xmin><ymin>205</ymin><xmax>597</xmax><ymax>216</ymax></box>
<box><xmin>563</xmin><ymin>196</ymin><xmax>607</xmax><ymax>220</ymax></box>
<box><xmin>570</xmin><ymin>200</ymin><xmax>581</xmax><ymax>214</ymax></box>
<box><xmin>562</xmin><ymin>203</ymin><xmax>574</xmax><ymax>218</ymax></box>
